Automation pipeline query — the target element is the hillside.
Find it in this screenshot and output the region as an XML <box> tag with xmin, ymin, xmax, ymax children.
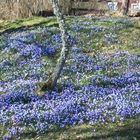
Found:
<box><xmin>0</xmin><ymin>16</ymin><xmax>140</xmax><ymax>140</ymax></box>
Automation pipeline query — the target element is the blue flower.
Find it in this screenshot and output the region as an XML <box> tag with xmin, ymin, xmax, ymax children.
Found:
<box><xmin>42</xmin><ymin>45</ymin><xmax>56</xmax><ymax>55</ymax></box>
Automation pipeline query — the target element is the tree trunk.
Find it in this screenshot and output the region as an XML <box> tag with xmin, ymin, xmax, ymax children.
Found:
<box><xmin>121</xmin><ymin>0</ymin><xmax>129</xmax><ymax>15</ymax></box>
<box><xmin>38</xmin><ymin>0</ymin><xmax>70</xmax><ymax>93</ymax></box>
<box><xmin>51</xmin><ymin>0</ymin><xmax>70</xmax><ymax>87</ymax></box>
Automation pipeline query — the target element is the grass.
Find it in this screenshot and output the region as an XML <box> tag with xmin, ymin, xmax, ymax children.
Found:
<box><xmin>0</xmin><ymin>16</ymin><xmax>140</xmax><ymax>140</ymax></box>
<box><xmin>35</xmin><ymin>116</ymin><xmax>140</xmax><ymax>140</ymax></box>
<box><xmin>9</xmin><ymin>116</ymin><xmax>140</xmax><ymax>140</ymax></box>
<box><xmin>0</xmin><ymin>16</ymin><xmax>57</xmax><ymax>34</ymax></box>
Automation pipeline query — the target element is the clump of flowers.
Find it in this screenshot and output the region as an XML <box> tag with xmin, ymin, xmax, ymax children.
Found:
<box><xmin>42</xmin><ymin>45</ymin><xmax>56</xmax><ymax>55</ymax></box>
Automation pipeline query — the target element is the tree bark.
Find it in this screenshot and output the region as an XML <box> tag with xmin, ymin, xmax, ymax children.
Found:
<box><xmin>38</xmin><ymin>0</ymin><xmax>70</xmax><ymax>93</ymax></box>
<box><xmin>121</xmin><ymin>0</ymin><xmax>129</xmax><ymax>15</ymax></box>
<box><xmin>51</xmin><ymin>0</ymin><xmax>70</xmax><ymax>87</ymax></box>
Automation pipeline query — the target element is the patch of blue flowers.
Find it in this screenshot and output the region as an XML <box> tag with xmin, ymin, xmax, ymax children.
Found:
<box><xmin>42</xmin><ymin>45</ymin><xmax>56</xmax><ymax>55</ymax></box>
<box><xmin>0</xmin><ymin>16</ymin><xmax>140</xmax><ymax>139</ymax></box>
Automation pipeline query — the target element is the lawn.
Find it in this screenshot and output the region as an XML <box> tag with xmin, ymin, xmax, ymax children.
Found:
<box><xmin>0</xmin><ymin>16</ymin><xmax>140</xmax><ymax>140</ymax></box>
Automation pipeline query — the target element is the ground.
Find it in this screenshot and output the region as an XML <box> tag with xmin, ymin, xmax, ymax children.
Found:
<box><xmin>0</xmin><ymin>16</ymin><xmax>140</xmax><ymax>140</ymax></box>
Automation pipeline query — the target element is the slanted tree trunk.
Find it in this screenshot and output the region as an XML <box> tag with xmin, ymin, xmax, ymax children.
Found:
<box><xmin>50</xmin><ymin>0</ymin><xmax>70</xmax><ymax>88</ymax></box>
<box><xmin>37</xmin><ymin>0</ymin><xmax>70</xmax><ymax>94</ymax></box>
<box><xmin>121</xmin><ymin>0</ymin><xmax>129</xmax><ymax>15</ymax></box>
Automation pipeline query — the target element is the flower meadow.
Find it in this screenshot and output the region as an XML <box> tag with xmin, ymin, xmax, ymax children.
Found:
<box><xmin>0</xmin><ymin>16</ymin><xmax>140</xmax><ymax>139</ymax></box>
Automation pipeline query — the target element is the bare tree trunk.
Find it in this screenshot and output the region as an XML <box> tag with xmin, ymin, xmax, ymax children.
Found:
<box><xmin>50</xmin><ymin>0</ymin><xmax>70</xmax><ymax>87</ymax></box>
<box><xmin>37</xmin><ymin>0</ymin><xmax>70</xmax><ymax>93</ymax></box>
<box><xmin>121</xmin><ymin>0</ymin><xmax>129</xmax><ymax>15</ymax></box>
<box><xmin>16</xmin><ymin>0</ymin><xmax>19</xmax><ymax>18</ymax></box>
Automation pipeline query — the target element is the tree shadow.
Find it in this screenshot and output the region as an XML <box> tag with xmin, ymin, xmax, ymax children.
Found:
<box><xmin>0</xmin><ymin>18</ymin><xmax>58</xmax><ymax>36</ymax></box>
<box><xmin>84</xmin><ymin>116</ymin><xmax>140</xmax><ymax>140</ymax></box>
<box><xmin>17</xmin><ymin>116</ymin><xmax>140</xmax><ymax>140</ymax></box>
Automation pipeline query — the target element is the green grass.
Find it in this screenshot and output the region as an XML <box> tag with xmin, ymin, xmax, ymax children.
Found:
<box><xmin>0</xmin><ymin>16</ymin><xmax>77</xmax><ymax>34</ymax></box>
<box><xmin>0</xmin><ymin>16</ymin><xmax>57</xmax><ymax>33</ymax></box>
<box><xmin>18</xmin><ymin>116</ymin><xmax>140</xmax><ymax>140</ymax></box>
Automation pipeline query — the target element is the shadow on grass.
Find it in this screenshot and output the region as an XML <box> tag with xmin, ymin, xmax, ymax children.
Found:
<box><xmin>18</xmin><ymin>116</ymin><xmax>140</xmax><ymax>140</ymax></box>
<box><xmin>0</xmin><ymin>18</ymin><xmax>58</xmax><ymax>36</ymax></box>
<box><xmin>83</xmin><ymin>116</ymin><xmax>140</xmax><ymax>140</ymax></box>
